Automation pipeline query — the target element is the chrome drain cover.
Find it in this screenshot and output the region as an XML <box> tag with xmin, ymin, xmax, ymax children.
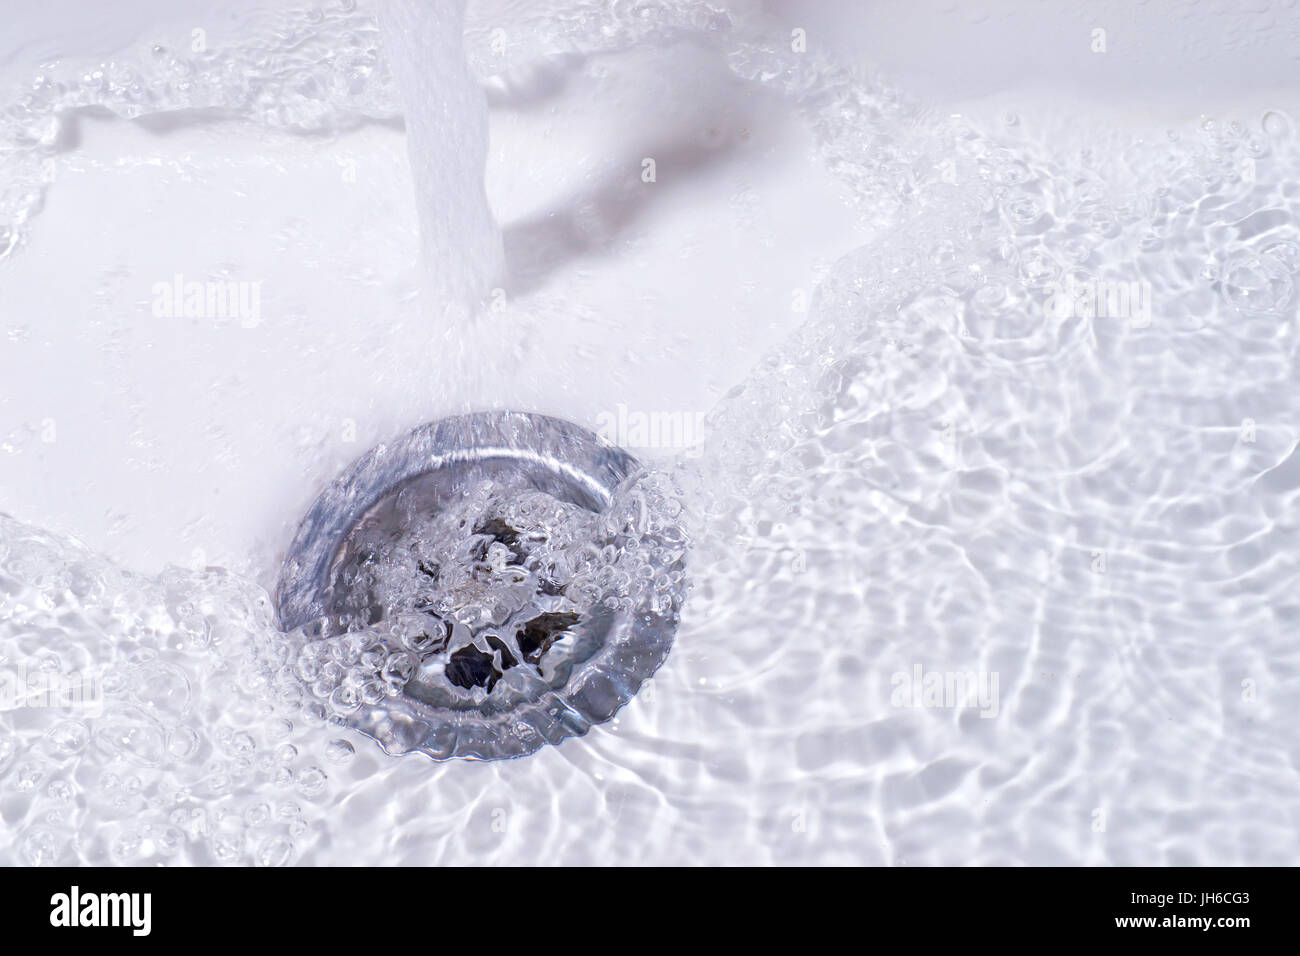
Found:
<box><xmin>275</xmin><ymin>411</ymin><xmax>687</xmax><ymax>760</ymax></box>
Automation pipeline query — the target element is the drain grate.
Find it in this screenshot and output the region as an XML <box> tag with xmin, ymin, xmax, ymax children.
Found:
<box><xmin>275</xmin><ymin>411</ymin><xmax>687</xmax><ymax>760</ymax></box>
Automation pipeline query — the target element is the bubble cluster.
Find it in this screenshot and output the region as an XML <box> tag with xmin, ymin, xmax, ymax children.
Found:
<box><xmin>0</xmin><ymin>515</ymin><xmax>341</xmax><ymax>865</ymax></box>
<box><xmin>274</xmin><ymin>412</ymin><xmax>692</xmax><ymax>760</ymax></box>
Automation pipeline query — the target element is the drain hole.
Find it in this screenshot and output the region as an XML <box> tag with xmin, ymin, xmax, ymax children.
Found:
<box><xmin>446</xmin><ymin>644</ymin><xmax>502</xmax><ymax>692</ymax></box>
<box><xmin>315</xmin><ymin>472</ymin><xmax>685</xmax><ymax>709</ymax></box>
<box><xmin>518</xmin><ymin>612</ymin><xmax>579</xmax><ymax>666</ymax></box>
<box><xmin>275</xmin><ymin>411</ymin><xmax>690</xmax><ymax>760</ymax></box>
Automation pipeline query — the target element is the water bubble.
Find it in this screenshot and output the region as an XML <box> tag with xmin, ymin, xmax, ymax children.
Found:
<box><xmin>1221</xmin><ymin>256</ymin><xmax>1294</xmax><ymax>314</ymax></box>
<box><xmin>1261</xmin><ymin>240</ymin><xmax>1300</xmax><ymax>275</ymax></box>
<box><xmin>44</xmin><ymin>720</ymin><xmax>89</xmax><ymax>757</ymax></box>
<box><xmin>167</xmin><ymin>725</ymin><xmax>201</xmax><ymax>759</ymax></box>
<box><xmin>1262</xmin><ymin>109</ymin><xmax>1293</xmax><ymax>141</ymax></box>
<box><xmin>15</xmin><ymin>762</ymin><xmax>46</xmax><ymax>791</ymax></box>
<box><xmin>210</xmin><ymin>828</ymin><xmax>245</xmax><ymax>863</ymax></box>
<box><xmin>380</xmin><ymin>651</ymin><xmax>416</xmax><ymax>685</ymax></box>
<box><xmin>328</xmin><ymin>684</ymin><xmax>360</xmax><ymax>715</ymax></box>
<box><xmin>1004</xmin><ymin>194</ymin><xmax>1043</xmax><ymax>226</ymax></box>
<box><xmin>153</xmin><ymin>825</ymin><xmax>185</xmax><ymax>857</ymax></box>
<box><xmin>243</xmin><ymin>803</ymin><xmax>272</xmax><ymax>828</ymax></box>
<box><xmin>95</xmin><ymin>711</ymin><xmax>167</xmax><ymax>767</ymax></box>
<box><xmin>1059</xmin><ymin>237</ymin><xmax>1092</xmax><ymax>265</ymax></box>
<box><xmin>257</xmin><ymin>836</ymin><xmax>294</xmax><ymax>867</ymax></box>
<box><xmin>994</xmin><ymin>158</ymin><xmax>1031</xmax><ymax>186</ymax></box>
<box><xmin>19</xmin><ymin>827</ymin><xmax>61</xmax><ymax>866</ymax></box>
<box><xmin>112</xmin><ymin>832</ymin><xmax>142</xmax><ymax>861</ymax></box>
<box><xmin>131</xmin><ymin>661</ymin><xmax>192</xmax><ymax>718</ymax></box>
<box><xmin>46</xmin><ymin>779</ymin><xmax>75</xmax><ymax>803</ymax></box>
<box><xmin>324</xmin><ymin>739</ymin><xmax>356</xmax><ymax>764</ymax></box>
<box><xmin>359</xmin><ymin>679</ymin><xmax>387</xmax><ymax>705</ymax></box>
<box><xmin>1019</xmin><ymin>251</ymin><xmax>1058</xmax><ymax>289</ymax></box>
<box><xmin>296</xmin><ymin>766</ymin><xmax>327</xmax><ymax>797</ymax></box>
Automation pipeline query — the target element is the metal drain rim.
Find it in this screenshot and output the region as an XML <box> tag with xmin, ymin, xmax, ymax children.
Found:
<box><xmin>274</xmin><ymin>409</ymin><xmax>682</xmax><ymax>760</ymax></box>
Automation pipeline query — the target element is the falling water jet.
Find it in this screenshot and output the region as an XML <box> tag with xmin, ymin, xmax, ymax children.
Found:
<box><xmin>380</xmin><ymin>0</ymin><xmax>506</xmax><ymax>316</ymax></box>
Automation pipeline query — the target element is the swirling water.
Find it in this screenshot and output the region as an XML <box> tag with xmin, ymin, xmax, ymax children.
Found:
<box><xmin>1</xmin><ymin>1</ymin><xmax>1298</xmax><ymax>865</ymax></box>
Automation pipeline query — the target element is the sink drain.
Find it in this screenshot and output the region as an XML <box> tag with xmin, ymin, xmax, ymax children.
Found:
<box><xmin>275</xmin><ymin>411</ymin><xmax>687</xmax><ymax>760</ymax></box>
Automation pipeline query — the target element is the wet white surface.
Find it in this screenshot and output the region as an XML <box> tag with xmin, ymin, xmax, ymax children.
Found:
<box><xmin>1</xmin><ymin>0</ymin><xmax>1298</xmax><ymax>865</ymax></box>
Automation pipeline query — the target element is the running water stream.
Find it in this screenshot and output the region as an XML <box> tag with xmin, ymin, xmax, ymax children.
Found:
<box><xmin>379</xmin><ymin>0</ymin><xmax>504</xmax><ymax>315</ymax></box>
